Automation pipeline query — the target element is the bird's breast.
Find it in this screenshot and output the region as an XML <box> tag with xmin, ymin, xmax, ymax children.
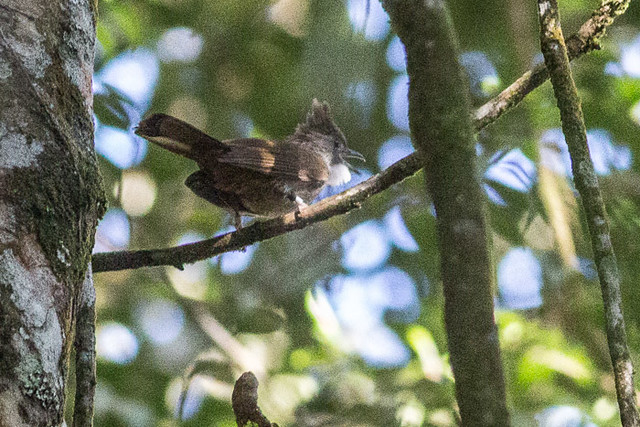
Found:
<box><xmin>327</xmin><ymin>163</ymin><xmax>352</xmax><ymax>186</ymax></box>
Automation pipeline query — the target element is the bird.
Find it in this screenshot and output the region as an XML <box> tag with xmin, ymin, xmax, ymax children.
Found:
<box><xmin>134</xmin><ymin>99</ymin><xmax>364</xmax><ymax>230</ymax></box>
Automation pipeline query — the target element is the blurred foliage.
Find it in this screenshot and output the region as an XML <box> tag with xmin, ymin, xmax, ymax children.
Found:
<box><xmin>89</xmin><ymin>0</ymin><xmax>640</xmax><ymax>425</ymax></box>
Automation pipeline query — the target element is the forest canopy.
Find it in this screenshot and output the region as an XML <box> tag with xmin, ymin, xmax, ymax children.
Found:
<box><xmin>90</xmin><ymin>0</ymin><xmax>640</xmax><ymax>425</ymax></box>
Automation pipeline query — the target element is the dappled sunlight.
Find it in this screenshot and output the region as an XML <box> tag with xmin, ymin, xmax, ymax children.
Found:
<box><xmin>115</xmin><ymin>170</ymin><xmax>157</xmax><ymax>217</ymax></box>
<box><xmin>259</xmin><ymin>374</ymin><xmax>319</xmax><ymax>425</ymax></box>
<box><xmin>306</xmin><ymin>288</ymin><xmax>344</xmax><ymax>348</ymax></box>
<box><xmin>95</xmin><ymin>125</ymin><xmax>147</xmax><ymax>169</ymax></box>
<box><xmin>525</xmin><ymin>346</ymin><xmax>592</xmax><ymax>382</ymax></box>
<box><xmin>167</xmin><ymin>232</ymin><xmax>209</xmax><ymax>299</ymax></box>
<box><xmin>535</xmin><ymin>406</ymin><xmax>596</xmax><ymax>427</ymax></box>
<box><xmin>94</xmin><ymin>208</ymin><xmax>130</xmax><ymax>253</ymax></box>
<box><xmin>632</xmin><ymin>100</ymin><xmax>640</xmax><ymax>125</ymax></box>
<box><xmin>386</xmin><ymin>36</ymin><xmax>406</xmax><ymax>72</ymax></box>
<box><xmin>347</xmin><ymin>0</ymin><xmax>390</xmax><ymax>41</ymax></box>
<box><xmin>378</xmin><ymin>135</ymin><xmax>414</xmax><ymax>171</ymax></box>
<box><xmin>537</xmin><ymin>164</ymin><xmax>579</xmax><ymax>269</ymax></box>
<box><xmin>268</xmin><ymin>0</ymin><xmax>309</xmax><ymax>37</ymax></box>
<box><xmin>340</xmin><ymin>221</ymin><xmax>391</xmax><ymax>271</ymax></box>
<box><xmin>210</xmin><ymin>226</ymin><xmax>259</xmax><ymax>274</ymax></box>
<box><xmin>396</xmin><ymin>395</ymin><xmax>427</xmax><ymax>427</ymax></box>
<box><xmin>593</xmin><ymin>397</ymin><xmax>618</xmax><ymax>423</ymax></box>
<box><xmin>345</xmin><ymin>80</ymin><xmax>377</xmax><ymax>126</ymax></box>
<box><xmin>135</xmin><ymin>298</ymin><xmax>185</xmax><ymax>345</ymax></box>
<box><xmin>167</xmin><ymin>261</ymin><xmax>209</xmax><ymax>300</ymax></box>
<box><xmin>87</xmin><ymin>1</ymin><xmax>640</xmax><ymax>425</ymax></box>
<box><xmin>96</xmin><ymin>322</ymin><xmax>139</xmax><ymax>364</ymax></box>
<box><xmin>384</xmin><ymin>206</ymin><xmax>420</xmax><ymax>252</ymax></box>
<box><xmin>96</xmin><ymin>49</ymin><xmax>159</xmax><ymax>108</ymax></box>
<box><xmin>165</xmin><ymin>375</ymin><xmax>232</xmax><ymax>420</ymax></box>
<box><xmin>157</xmin><ymin>27</ymin><xmax>203</xmax><ymax>63</ymax></box>
<box><xmin>620</xmin><ymin>34</ymin><xmax>640</xmax><ymax>78</ymax></box>
<box><xmin>219</xmin><ymin>244</ymin><xmax>259</xmax><ymax>275</ymax></box>
<box><xmin>387</xmin><ymin>74</ymin><xmax>410</xmax><ymax>132</ymax></box>
<box><xmin>460</xmin><ymin>51</ymin><xmax>501</xmax><ymax>97</ymax></box>
<box><xmin>312</xmin><ymin>269</ymin><xmax>418</xmax><ymax>368</ymax></box>
<box><xmin>540</xmin><ymin>128</ymin><xmax>632</xmax><ymax>177</ymax></box>
<box><xmin>485</xmin><ymin>148</ymin><xmax>536</xmax><ymax>193</ymax></box>
<box><xmin>406</xmin><ymin>326</ymin><xmax>445</xmax><ymax>383</ymax></box>
<box><xmin>95</xmin><ymin>383</ymin><xmax>155</xmax><ymax>425</ymax></box>
<box><xmin>498</xmin><ymin>247</ymin><xmax>543</xmax><ymax>310</ymax></box>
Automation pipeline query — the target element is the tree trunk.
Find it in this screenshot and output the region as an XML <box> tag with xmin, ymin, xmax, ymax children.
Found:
<box><xmin>0</xmin><ymin>0</ymin><xmax>105</xmax><ymax>425</ymax></box>
<box><xmin>382</xmin><ymin>0</ymin><xmax>510</xmax><ymax>424</ymax></box>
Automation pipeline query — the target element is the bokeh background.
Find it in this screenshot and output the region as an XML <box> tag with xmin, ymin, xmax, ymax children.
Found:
<box><xmin>88</xmin><ymin>0</ymin><xmax>640</xmax><ymax>425</ymax></box>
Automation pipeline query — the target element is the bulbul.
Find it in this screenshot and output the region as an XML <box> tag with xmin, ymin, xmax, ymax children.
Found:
<box><xmin>135</xmin><ymin>99</ymin><xmax>364</xmax><ymax>229</ymax></box>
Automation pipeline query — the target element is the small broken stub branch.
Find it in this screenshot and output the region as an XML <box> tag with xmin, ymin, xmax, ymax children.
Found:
<box><xmin>232</xmin><ymin>372</ymin><xmax>278</xmax><ymax>427</ymax></box>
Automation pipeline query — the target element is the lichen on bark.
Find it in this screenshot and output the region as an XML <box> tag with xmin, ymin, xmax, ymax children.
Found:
<box><xmin>0</xmin><ymin>0</ymin><xmax>105</xmax><ymax>424</ymax></box>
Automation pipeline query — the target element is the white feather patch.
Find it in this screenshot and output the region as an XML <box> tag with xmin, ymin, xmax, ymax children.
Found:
<box><xmin>327</xmin><ymin>163</ymin><xmax>351</xmax><ymax>186</ymax></box>
<box><xmin>147</xmin><ymin>136</ymin><xmax>191</xmax><ymax>153</ymax></box>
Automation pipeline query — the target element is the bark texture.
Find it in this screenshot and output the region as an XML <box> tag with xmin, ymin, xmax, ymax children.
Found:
<box><xmin>381</xmin><ymin>0</ymin><xmax>510</xmax><ymax>424</ymax></box>
<box><xmin>0</xmin><ymin>0</ymin><xmax>105</xmax><ymax>425</ymax></box>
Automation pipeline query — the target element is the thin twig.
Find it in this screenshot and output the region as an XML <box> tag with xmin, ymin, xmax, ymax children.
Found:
<box><xmin>73</xmin><ymin>266</ymin><xmax>97</xmax><ymax>427</ymax></box>
<box><xmin>537</xmin><ymin>0</ymin><xmax>639</xmax><ymax>425</ymax></box>
<box><xmin>92</xmin><ymin>0</ymin><xmax>630</xmax><ymax>273</ymax></box>
<box><xmin>474</xmin><ymin>0</ymin><xmax>631</xmax><ymax>130</ymax></box>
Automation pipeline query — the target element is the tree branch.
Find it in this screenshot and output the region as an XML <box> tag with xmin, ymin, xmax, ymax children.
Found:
<box><xmin>73</xmin><ymin>266</ymin><xmax>97</xmax><ymax>427</ymax></box>
<box><xmin>474</xmin><ymin>0</ymin><xmax>630</xmax><ymax>130</ymax></box>
<box><xmin>92</xmin><ymin>0</ymin><xmax>629</xmax><ymax>273</ymax></box>
<box><xmin>92</xmin><ymin>153</ymin><xmax>424</xmax><ymax>272</ymax></box>
<box><xmin>537</xmin><ymin>0</ymin><xmax>639</xmax><ymax>425</ymax></box>
<box><xmin>382</xmin><ymin>0</ymin><xmax>509</xmax><ymax>423</ymax></box>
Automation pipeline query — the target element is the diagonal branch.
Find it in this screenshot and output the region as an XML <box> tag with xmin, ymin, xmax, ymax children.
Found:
<box><xmin>92</xmin><ymin>0</ymin><xmax>630</xmax><ymax>273</ymax></box>
<box><xmin>537</xmin><ymin>0</ymin><xmax>639</xmax><ymax>424</ymax></box>
<box><xmin>92</xmin><ymin>153</ymin><xmax>424</xmax><ymax>272</ymax></box>
<box><xmin>474</xmin><ymin>0</ymin><xmax>630</xmax><ymax>130</ymax></box>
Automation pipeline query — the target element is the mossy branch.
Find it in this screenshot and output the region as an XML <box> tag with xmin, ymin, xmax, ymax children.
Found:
<box><xmin>381</xmin><ymin>0</ymin><xmax>509</xmax><ymax>423</ymax></box>
<box><xmin>537</xmin><ymin>0</ymin><xmax>639</xmax><ymax>424</ymax></box>
<box><xmin>72</xmin><ymin>267</ymin><xmax>97</xmax><ymax>427</ymax></box>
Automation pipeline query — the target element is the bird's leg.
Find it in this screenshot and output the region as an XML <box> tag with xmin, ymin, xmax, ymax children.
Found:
<box><xmin>294</xmin><ymin>196</ymin><xmax>308</xmax><ymax>220</ymax></box>
<box><xmin>293</xmin><ymin>195</ymin><xmax>308</xmax><ymax>210</ymax></box>
<box><xmin>232</xmin><ymin>213</ymin><xmax>249</xmax><ymax>252</ymax></box>
<box><xmin>275</xmin><ymin>182</ymin><xmax>308</xmax><ymax>218</ymax></box>
<box><xmin>282</xmin><ymin>191</ymin><xmax>308</xmax><ymax>220</ymax></box>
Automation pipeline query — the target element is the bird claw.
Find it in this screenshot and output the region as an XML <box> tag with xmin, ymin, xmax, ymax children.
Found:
<box><xmin>294</xmin><ymin>199</ymin><xmax>308</xmax><ymax>221</ymax></box>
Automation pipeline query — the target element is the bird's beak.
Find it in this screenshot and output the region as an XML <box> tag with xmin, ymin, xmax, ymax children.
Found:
<box><xmin>344</xmin><ymin>148</ymin><xmax>365</xmax><ymax>162</ymax></box>
<box><xmin>342</xmin><ymin>148</ymin><xmax>365</xmax><ymax>175</ymax></box>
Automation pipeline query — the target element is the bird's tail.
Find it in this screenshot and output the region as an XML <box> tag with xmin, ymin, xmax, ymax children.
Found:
<box><xmin>135</xmin><ymin>113</ymin><xmax>222</xmax><ymax>159</ymax></box>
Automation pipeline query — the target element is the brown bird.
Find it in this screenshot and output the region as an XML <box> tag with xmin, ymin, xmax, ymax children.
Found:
<box><xmin>135</xmin><ymin>99</ymin><xmax>364</xmax><ymax>229</ymax></box>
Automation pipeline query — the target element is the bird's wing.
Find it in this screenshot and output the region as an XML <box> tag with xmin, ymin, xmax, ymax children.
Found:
<box><xmin>136</xmin><ymin>116</ymin><xmax>330</xmax><ymax>183</ymax></box>
<box><xmin>218</xmin><ymin>138</ymin><xmax>329</xmax><ymax>183</ymax></box>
